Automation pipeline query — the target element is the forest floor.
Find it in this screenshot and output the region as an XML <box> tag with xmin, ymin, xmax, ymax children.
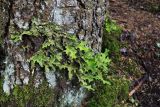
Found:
<box><xmin>108</xmin><ymin>0</ymin><xmax>160</xmax><ymax>107</ymax></box>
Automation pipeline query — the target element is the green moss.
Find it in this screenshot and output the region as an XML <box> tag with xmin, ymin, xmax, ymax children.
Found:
<box><xmin>0</xmin><ymin>77</ymin><xmax>10</xmax><ymax>105</ymax></box>
<box><xmin>33</xmin><ymin>81</ymin><xmax>54</xmax><ymax>107</ymax></box>
<box><xmin>102</xmin><ymin>17</ymin><xmax>122</xmax><ymax>61</ymax></box>
<box><xmin>0</xmin><ymin>78</ymin><xmax>54</xmax><ymax>107</ymax></box>
<box><xmin>88</xmin><ymin>76</ymin><xmax>130</xmax><ymax>107</ymax></box>
<box><xmin>88</xmin><ymin>16</ymin><xmax>141</xmax><ymax>107</ymax></box>
<box><xmin>87</xmin><ymin>17</ymin><xmax>128</xmax><ymax>107</ymax></box>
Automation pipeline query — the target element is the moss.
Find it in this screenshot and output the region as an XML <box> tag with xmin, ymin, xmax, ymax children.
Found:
<box><xmin>0</xmin><ymin>77</ymin><xmax>10</xmax><ymax>105</ymax></box>
<box><xmin>0</xmin><ymin>77</ymin><xmax>54</xmax><ymax>107</ymax></box>
<box><xmin>33</xmin><ymin>81</ymin><xmax>54</xmax><ymax>107</ymax></box>
<box><xmin>87</xmin><ymin>17</ymin><xmax>130</xmax><ymax>107</ymax></box>
<box><xmin>88</xmin><ymin>16</ymin><xmax>142</xmax><ymax>107</ymax></box>
<box><xmin>88</xmin><ymin>76</ymin><xmax>130</xmax><ymax>107</ymax></box>
<box><xmin>102</xmin><ymin>17</ymin><xmax>122</xmax><ymax>62</ymax></box>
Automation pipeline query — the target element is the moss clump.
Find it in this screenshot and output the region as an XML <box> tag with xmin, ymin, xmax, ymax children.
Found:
<box><xmin>88</xmin><ymin>17</ymin><xmax>142</xmax><ymax>107</ymax></box>
<box><xmin>0</xmin><ymin>78</ymin><xmax>54</xmax><ymax>107</ymax></box>
<box><xmin>0</xmin><ymin>77</ymin><xmax>10</xmax><ymax>105</ymax></box>
<box><xmin>88</xmin><ymin>76</ymin><xmax>130</xmax><ymax>107</ymax></box>
<box><xmin>102</xmin><ymin>17</ymin><xmax>122</xmax><ymax>61</ymax></box>
<box><xmin>33</xmin><ymin>81</ymin><xmax>54</xmax><ymax>107</ymax></box>
<box><xmin>87</xmin><ymin>17</ymin><xmax>130</xmax><ymax>107</ymax></box>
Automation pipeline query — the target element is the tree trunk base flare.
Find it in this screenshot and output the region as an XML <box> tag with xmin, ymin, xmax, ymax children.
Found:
<box><xmin>0</xmin><ymin>0</ymin><xmax>108</xmax><ymax>106</ymax></box>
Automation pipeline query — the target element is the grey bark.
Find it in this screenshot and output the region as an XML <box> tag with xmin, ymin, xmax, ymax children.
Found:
<box><xmin>0</xmin><ymin>0</ymin><xmax>108</xmax><ymax>106</ymax></box>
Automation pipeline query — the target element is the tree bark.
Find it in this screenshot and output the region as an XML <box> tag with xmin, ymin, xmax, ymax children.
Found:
<box><xmin>0</xmin><ymin>0</ymin><xmax>108</xmax><ymax>106</ymax></box>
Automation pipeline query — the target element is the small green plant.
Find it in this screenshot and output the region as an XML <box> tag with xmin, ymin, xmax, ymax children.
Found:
<box><xmin>10</xmin><ymin>18</ymin><xmax>111</xmax><ymax>90</ymax></box>
<box><xmin>105</xmin><ymin>18</ymin><xmax>122</xmax><ymax>35</ymax></box>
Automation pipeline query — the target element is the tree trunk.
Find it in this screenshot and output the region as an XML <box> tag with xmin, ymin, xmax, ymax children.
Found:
<box><xmin>0</xmin><ymin>0</ymin><xmax>108</xmax><ymax>106</ymax></box>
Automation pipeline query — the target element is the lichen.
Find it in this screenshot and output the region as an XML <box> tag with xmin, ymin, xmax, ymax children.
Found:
<box><xmin>9</xmin><ymin>17</ymin><xmax>111</xmax><ymax>90</ymax></box>
<box><xmin>2</xmin><ymin>57</ymin><xmax>15</xmax><ymax>94</ymax></box>
<box><xmin>60</xmin><ymin>87</ymin><xmax>85</xmax><ymax>107</ymax></box>
<box><xmin>45</xmin><ymin>70</ymin><xmax>57</xmax><ymax>88</ymax></box>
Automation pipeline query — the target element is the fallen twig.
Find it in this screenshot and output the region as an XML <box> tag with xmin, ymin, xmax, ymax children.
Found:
<box><xmin>129</xmin><ymin>74</ymin><xmax>148</xmax><ymax>97</ymax></box>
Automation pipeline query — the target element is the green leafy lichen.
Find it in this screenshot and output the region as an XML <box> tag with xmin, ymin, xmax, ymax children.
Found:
<box><xmin>10</xmin><ymin>18</ymin><xmax>111</xmax><ymax>90</ymax></box>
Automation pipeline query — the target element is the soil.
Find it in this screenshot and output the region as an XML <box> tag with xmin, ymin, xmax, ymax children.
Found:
<box><xmin>108</xmin><ymin>0</ymin><xmax>160</xmax><ymax>107</ymax></box>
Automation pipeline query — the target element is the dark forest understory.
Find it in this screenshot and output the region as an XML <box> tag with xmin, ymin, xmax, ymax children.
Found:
<box><xmin>109</xmin><ymin>0</ymin><xmax>160</xmax><ymax>107</ymax></box>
